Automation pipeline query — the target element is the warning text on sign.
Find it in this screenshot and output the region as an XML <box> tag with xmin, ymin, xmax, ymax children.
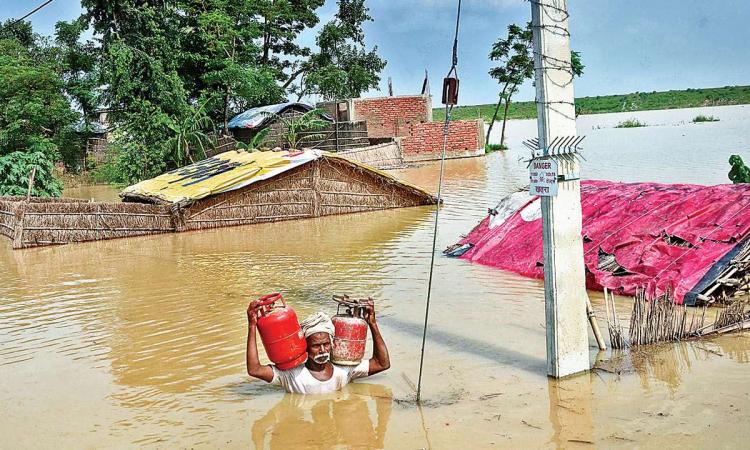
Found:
<box><xmin>529</xmin><ymin>159</ymin><xmax>558</xmax><ymax>197</ymax></box>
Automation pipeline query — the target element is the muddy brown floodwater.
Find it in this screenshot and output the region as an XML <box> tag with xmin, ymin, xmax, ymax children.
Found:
<box><xmin>2</xmin><ymin>105</ymin><xmax>750</xmax><ymax>449</ymax></box>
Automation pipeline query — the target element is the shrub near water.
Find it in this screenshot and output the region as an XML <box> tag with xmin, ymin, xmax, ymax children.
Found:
<box><xmin>615</xmin><ymin>118</ymin><xmax>647</xmax><ymax>128</ymax></box>
<box><xmin>486</xmin><ymin>143</ymin><xmax>508</xmax><ymax>152</ymax></box>
<box><xmin>0</xmin><ymin>151</ymin><xmax>62</xmax><ymax>197</ymax></box>
<box><xmin>693</xmin><ymin>115</ymin><xmax>720</xmax><ymax>123</ymax></box>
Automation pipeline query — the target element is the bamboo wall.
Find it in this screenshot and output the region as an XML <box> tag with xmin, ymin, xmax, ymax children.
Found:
<box><xmin>1</xmin><ymin>197</ymin><xmax>174</xmax><ymax>249</ymax></box>
<box><xmin>299</xmin><ymin>121</ymin><xmax>370</xmax><ymax>152</ymax></box>
<box><xmin>0</xmin><ymin>197</ymin><xmax>17</xmax><ymax>239</ymax></box>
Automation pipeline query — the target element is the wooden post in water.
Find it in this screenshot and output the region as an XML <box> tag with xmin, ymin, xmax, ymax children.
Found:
<box><xmin>530</xmin><ymin>0</ymin><xmax>590</xmax><ymax>378</ymax></box>
<box><xmin>26</xmin><ymin>167</ymin><xmax>36</xmax><ymax>202</ymax></box>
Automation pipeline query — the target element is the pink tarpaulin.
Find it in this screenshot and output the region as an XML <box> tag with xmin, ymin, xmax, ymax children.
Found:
<box><xmin>454</xmin><ymin>180</ymin><xmax>750</xmax><ymax>304</ymax></box>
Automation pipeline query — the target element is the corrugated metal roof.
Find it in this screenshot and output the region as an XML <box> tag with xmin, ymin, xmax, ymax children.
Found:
<box><xmin>227</xmin><ymin>102</ymin><xmax>333</xmax><ymax>130</ymax></box>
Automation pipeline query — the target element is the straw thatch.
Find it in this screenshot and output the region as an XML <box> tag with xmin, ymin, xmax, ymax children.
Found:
<box><xmin>337</xmin><ymin>141</ymin><xmax>404</xmax><ymax>170</ymax></box>
<box><xmin>177</xmin><ymin>156</ymin><xmax>434</xmax><ymax>231</ymax></box>
<box><xmin>1</xmin><ymin>154</ymin><xmax>436</xmax><ymax>249</ymax></box>
<box><xmin>1</xmin><ymin>197</ymin><xmax>173</xmax><ymax>249</ymax></box>
<box><xmin>0</xmin><ymin>197</ymin><xmax>17</xmax><ymax>239</ymax></box>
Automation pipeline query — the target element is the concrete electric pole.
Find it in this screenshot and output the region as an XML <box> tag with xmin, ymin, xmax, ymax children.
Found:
<box><xmin>530</xmin><ymin>0</ymin><xmax>590</xmax><ymax>378</ymax></box>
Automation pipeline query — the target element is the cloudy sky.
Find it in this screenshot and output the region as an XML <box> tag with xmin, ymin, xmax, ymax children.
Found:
<box><xmin>4</xmin><ymin>0</ymin><xmax>750</xmax><ymax>105</ymax></box>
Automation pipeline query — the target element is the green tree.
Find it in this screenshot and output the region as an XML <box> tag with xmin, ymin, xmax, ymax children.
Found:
<box><xmin>166</xmin><ymin>99</ymin><xmax>215</xmax><ymax>165</ymax></box>
<box><xmin>0</xmin><ymin>20</ymin><xmax>35</xmax><ymax>48</ymax></box>
<box><xmin>179</xmin><ymin>0</ymin><xmax>284</xmax><ymax>132</ymax></box>
<box><xmin>55</xmin><ymin>19</ymin><xmax>100</xmax><ymax>128</ymax></box>
<box><xmin>255</xmin><ymin>0</ymin><xmax>325</xmax><ymax>86</ymax></box>
<box><xmin>487</xmin><ymin>23</ymin><xmax>584</xmax><ymax>148</ymax></box>
<box><xmin>0</xmin><ymin>23</ymin><xmax>77</xmax><ymax>195</ymax></box>
<box><xmin>571</xmin><ymin>51</ymin><xmax>585</xmax><ymax>78</ymax></box>
<box><xmin>486</xmin><ymin>23</ymin><xmax>533</xmax><ymax>148</ymax></box>
<box><xmin>78</xmin><ymin>0</ymin><xmax>303</xmax><ymax>182</ymax></box>
<box><xmin>54</xmin><ymin>18</ymin><xmax>102</xmax><ymax>169</ymax></box>
<box><xmin>80</xmin><ymin>0</ymin><xmax>192</xmax><ymax>182</ymax></box>
<box><xmin>0</xmin><ymin>151</ymin><xmax>62</xmax><ymax>197</ymax></box>
<box><xmin>300</xmin><ymin>0</ymin><xmax>386</xmax><ymax>100</ymax></box>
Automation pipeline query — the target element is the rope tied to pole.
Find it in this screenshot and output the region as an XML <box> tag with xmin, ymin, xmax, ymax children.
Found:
<box><xmin>416</xmin><ymin>0</ymin><xmax>462</xmax><ymax>404</ymax></box>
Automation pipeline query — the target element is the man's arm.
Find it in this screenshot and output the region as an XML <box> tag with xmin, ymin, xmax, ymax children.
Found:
<box><xmin>363</xmin><ymin>301</ymin><xmax>390</xmax><ymax>376</ymax></box>
<box><xmin>246</xmin><ymin>301</ymin><xmax>275</xmax><ymax>383</ymax></box>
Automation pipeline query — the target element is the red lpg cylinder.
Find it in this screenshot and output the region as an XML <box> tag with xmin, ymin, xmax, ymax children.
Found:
<box><xmin>256</xmin><ymin>293</ymin><xmax>307</xmax><ymax>370</ymax></box>
<box><xmin>331</xmin><ymin>295</ymin><xmax>368</xmax><ymax>366</ymax></box>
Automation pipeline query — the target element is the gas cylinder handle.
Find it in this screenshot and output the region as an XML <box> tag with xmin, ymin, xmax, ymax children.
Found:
<box><xmin>334</xmin><ymin>299</ymin><xmax>367</xmax><ymax>319</ymax></box>
<box><xmin>256</xmin><ymin>292</ymin><xmax>285</xmax><ymax>309</ymax></box>
<box><xmin>336</xmin><ymin>303</ymin><xmax>357</xmax><ymax>317</ymax></box>
<box><xmin>332</xmin><ymin>294</ymin><xmax>359</xmax><ymax>308</ymax></box>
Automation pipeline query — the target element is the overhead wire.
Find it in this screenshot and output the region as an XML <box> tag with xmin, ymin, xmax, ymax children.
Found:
<box><xmin>416</xmin><ymin>0</ymin><xmax>461</xmax><ymax>404</ymax></box>
<box><xmin>10</xmin><ymin>0</ymin><xmax>55</xmax><ymax>26</ymax></box>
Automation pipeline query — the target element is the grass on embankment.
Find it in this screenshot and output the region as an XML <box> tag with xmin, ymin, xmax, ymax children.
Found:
<box><xmin>434</xmin><ymin>85</ymin><xmax>750</xmax><ymax>122</ymax></box>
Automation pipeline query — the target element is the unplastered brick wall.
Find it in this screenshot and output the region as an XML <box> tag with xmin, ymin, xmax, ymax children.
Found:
<box><xmin>401</xmin><ymin>119</ymin><xmax>485</xmax><ymax>159</ymax></box>
<box><xmin>352</xmin><ymin>95</ymin><xmax>432</xmax><ymax>139</ymax></box>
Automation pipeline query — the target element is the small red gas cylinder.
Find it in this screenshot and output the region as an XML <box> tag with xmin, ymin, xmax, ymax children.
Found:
<box><xmin>331</xmin><ymin>295</ymin><xmax>368</xmax><ymax>366</ymax></box>
<box><xmin>255</xmin><ymin>293</ymin><xmax>307</xmax><ymax>370</ymax></box>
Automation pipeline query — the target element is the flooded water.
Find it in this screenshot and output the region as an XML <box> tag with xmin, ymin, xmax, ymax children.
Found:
<box><xmin>2</xmin><ymin>105</ymin><xmax>749</xmax><ymax>449</ymax></box>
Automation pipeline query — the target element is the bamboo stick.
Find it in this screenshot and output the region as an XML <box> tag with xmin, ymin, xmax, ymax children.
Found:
<box><xmin>26</xmin><ymin>167</ymin><xmax>36</xmax><ymax>202</ymax></box>
<box><xmin>587</xmin><ymin>297</ymin><xmax>607</xmax><ymax>350</ymax></box>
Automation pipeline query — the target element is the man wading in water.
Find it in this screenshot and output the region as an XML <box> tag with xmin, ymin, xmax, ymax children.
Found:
<box><xmin>246</xmin><ymin>302</ymin><xmax>390</xmax><ymax>394</ymax></box>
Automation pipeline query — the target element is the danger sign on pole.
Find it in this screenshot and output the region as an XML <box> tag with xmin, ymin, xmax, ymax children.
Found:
<box><xmin>529</xmin><ymin>158</ymin><xmax>558</xmax><ymax>197</ymax></box>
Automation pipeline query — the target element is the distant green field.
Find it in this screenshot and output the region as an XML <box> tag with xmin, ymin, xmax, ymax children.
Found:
<box><xmin>433</xmin><ymin>85</ymin><xmax>750</xmax><ymax>122</ymax></box>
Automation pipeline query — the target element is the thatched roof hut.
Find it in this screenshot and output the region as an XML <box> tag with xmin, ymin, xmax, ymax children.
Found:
<box><xmin>121</xmin><ymin>149</ymin><xmax>436</xmax><ymax>232</ymax></box>
<box><xmin>2</xmin><ymin>150</ymin><xmax>436</xmax><ymax>249</ymax></box>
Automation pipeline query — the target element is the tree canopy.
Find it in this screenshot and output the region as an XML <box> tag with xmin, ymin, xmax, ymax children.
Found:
<box><xmin>0</xmin><ymin>1</ymin><xmax>388</xmax><ymax>191</ymax></box>
<box><xmin>0</xmin><ymin>20</ymin><xmax>78</xmax><ymax>196</ymax></box>
<box><xmin>301</xmin><ymin>0</ymin><xmax>387</xmax><ymax>101</ymax></box>
<box><xmin>486</xmin><ymin>22</ymin><xmax>584</xmax><ymax>147</ymax></box>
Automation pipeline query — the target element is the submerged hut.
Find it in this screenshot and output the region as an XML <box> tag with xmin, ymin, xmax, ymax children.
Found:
<box><xmin>0</xmin><ymin>197</ymin><xmax>173</xmax><ymax>249</ymax></box>
<box><xmin>1</xmin><ymin>150</ymin><xmax>436</xmax><ymax>249</ymax></box>
<box><xmin>447</xmin><ymin>180</ymin><xmax>750</xmax><ymax>306</ymax></box>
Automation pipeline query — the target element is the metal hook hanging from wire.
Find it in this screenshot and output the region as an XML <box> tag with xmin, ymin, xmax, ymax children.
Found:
<box><xmin>416</xmin><ymin>0</ymin><xmax>462</xmax><ymax>403</ymax></box>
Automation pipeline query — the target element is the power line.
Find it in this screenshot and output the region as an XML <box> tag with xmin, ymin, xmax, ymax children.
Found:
<box><xmin>11</xmin><ymin>0</ymin><xmax>55</xmax><ymax>26</ymax></box>
<box><xmin>416</xmin><ymin>0</ymin><xmax>462</xmax><ymax>405</ymax></box>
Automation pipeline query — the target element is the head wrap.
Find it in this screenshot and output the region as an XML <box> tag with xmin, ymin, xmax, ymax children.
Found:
<box><xmin>300</xmin><ymin>312</ymin><xmax>335</xmax><ymax>339</ymax></box>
